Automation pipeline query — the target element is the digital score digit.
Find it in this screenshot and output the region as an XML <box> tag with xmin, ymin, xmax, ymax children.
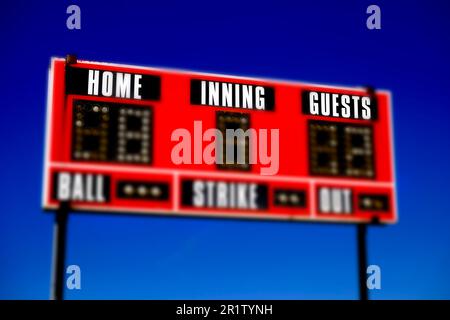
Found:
<box><xmin>72</xmin><ymin>100</ymin><xmax>152</xmax><ymax>164</ymax></box>
<box><xmin>309</xmin><ymin>121</ymin><xmax>374</xmax><ymax>178</ymax></box>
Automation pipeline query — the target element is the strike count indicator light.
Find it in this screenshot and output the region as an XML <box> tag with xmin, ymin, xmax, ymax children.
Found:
<box><xmin>43</xmin><ymin>57</ymin><xmax>396</xmax><ymax>224</ymax></box>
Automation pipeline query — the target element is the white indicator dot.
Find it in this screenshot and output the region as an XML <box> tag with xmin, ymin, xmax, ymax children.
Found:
<box><xmin>150</xmin><ymin>187</ymin><xmax>162</xmax><ymax>197</ymax></box>
<box><xmin>124</xmin><ymin>184</ymin><xmax>134</xmax><ymax>195</ymax></box>
<box><xmin>137</xmin><ymin>185</ymin><xmax>147</xmax><ymax>197</ymax></box>
<box><xmin>290</xmin><ymin>194</ymin><xmax>300</xmax><ymax>204</ymax></box>
<box><xmin>278</xmin><ymin>193</ymin><xmax>288</xmax><ymax>204</ymax></box>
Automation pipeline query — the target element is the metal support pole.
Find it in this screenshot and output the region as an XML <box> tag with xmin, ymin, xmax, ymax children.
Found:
<box><xmin>49</xmin><ymin>54</ymin><xmax>76</xmax><ymax>300</ymax></box>
<box><xmin>50</xmin><ymin>202</ymin><xmax>70</xmax><ymax>300</ymax></box>
<box><xmin>357</xmin><ymin>223</ymin><xmax>369</xmax><ymax>300</ymax></box>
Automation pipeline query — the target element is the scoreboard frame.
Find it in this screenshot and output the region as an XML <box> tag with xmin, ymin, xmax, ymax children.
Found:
<box><xmin>42</xmin><ymin>57</ymin><xmax>397</xmax><ymax>224</ymax></box>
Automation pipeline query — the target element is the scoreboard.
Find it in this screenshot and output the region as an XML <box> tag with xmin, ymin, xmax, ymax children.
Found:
<box><xmin>42</xmin><ymin>57</ymin><xmax>397</xmax><ymax>224</ymax></box>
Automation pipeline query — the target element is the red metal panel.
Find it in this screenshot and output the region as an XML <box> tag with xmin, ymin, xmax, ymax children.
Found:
<box><xmin>42</xmin><ymin>58</ymin><xmax>396</xmax><ymax>224</ymax></box>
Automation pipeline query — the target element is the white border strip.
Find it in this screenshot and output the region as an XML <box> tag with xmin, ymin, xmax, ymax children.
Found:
<box><xmin>42</xmin><ymin>58</ymin><xmax>56</xmax><ymax>208</ymax></box>
<box><xmin>49</xmin><ymin>162</ymin><xmax>394</xmax><ymax>188</ymax></box>
<box><xmin>173</xmin><ymin>172</ymin><xmax>179</xmax><ymax>212</ymax></box>
<box><xmin>43</xmin><ymin>202</ymin><xmax>395</xmax><ymax>224</ymax></box>
<box><xmin>387</xmin><ymin>92</ymin><xmax>398</xmax><ymax>223</ymax></box>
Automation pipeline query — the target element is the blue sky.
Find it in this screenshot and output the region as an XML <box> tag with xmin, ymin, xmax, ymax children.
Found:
<box><xmin>1</xmin><ymin>0</ymin><xmax>450</xmax><ymax>299</ymax></box>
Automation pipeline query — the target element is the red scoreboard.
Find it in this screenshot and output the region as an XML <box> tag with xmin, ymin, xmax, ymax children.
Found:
<box><xmin>42</xmin><ymin>57</ymin><xmax>397</xmax><ymax>224</ymax></box>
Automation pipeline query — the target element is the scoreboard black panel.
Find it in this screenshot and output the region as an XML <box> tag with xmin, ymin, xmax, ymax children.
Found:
<box><xmin>309</xmin><ymin>121</ymin><xmax>375</xmax><ymax>178</ymax></box>
<box><xmin>72</xmin><ymin>100</ymin><xmax>152</xmax><ymax>164</ymax></box>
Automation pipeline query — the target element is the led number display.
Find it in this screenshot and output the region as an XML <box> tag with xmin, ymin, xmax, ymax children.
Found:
<box><xmin>309</xmin><ymin>121</ymin><xmax>374</xmax><ymax>178</ymax></box>
<box><xmin>72</xmin><ymin>100</ymin><xmax>152</xmax><ymax>164</ymax></box>
<box><xmin>216</xmin><ymin>111</ymin><xmax>250</xmax><ymax>171</ymax></box>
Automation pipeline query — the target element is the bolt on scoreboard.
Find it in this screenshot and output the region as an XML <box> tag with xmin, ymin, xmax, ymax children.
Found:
<box><xmin>42</xmin><ymin>57</ymin><xmax>397</xmax><ymax>224</ymax></box>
